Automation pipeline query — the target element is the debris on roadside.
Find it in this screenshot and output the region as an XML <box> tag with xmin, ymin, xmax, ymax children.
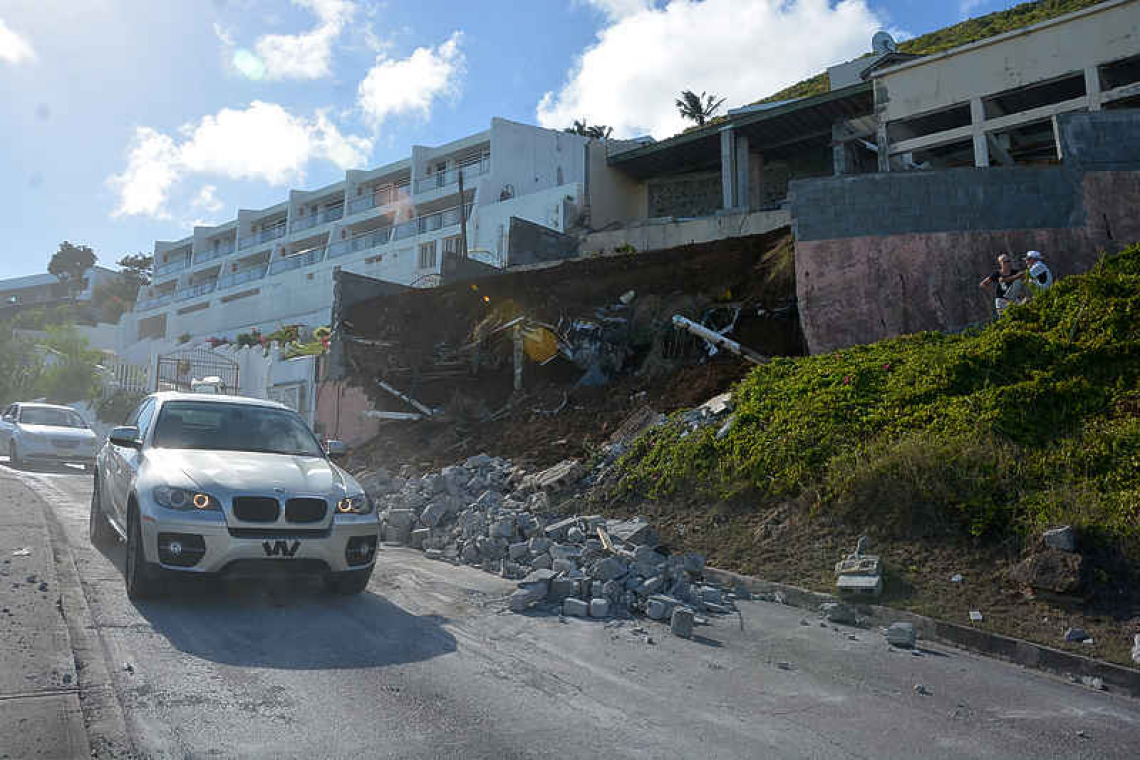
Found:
<box><xmin>1131</xmin><ymin>634</ymin><xmax>1140</xmax><ymax>665</ymax></box>
<box><xmin>969</xmin><ymin>610</ymin><xmax>983</xmax><ymax>622</ymax></box>
<box><xmin>885</xmin><ymin>622</ymin><xmax>917</xmax><ymax>649</ymax></box>
<box><xmin>12</xmin><ymin>548</ymin><xmax>30</xmax><ymax>557</ymax></box>
<box><xmin>834</xmin><ymin>536</ymin><xmax>882</xmax><ymax>598</ymax></box>
<box><xmin>1065</xmin><ymin>627</ymin><xmax>1091</xmax><ymax>643</ymax></box>
<box><xmin>914</xmin><ymin>684</ymin><xmax>931</xmax><ymax>696</ymax></box>
<box><xmin>361</xmin><ymin>452</ymin><xmax>729</xmax><ymax>628</ymax></box>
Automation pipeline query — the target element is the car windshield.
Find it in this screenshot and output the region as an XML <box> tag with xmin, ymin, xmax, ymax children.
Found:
<box><xmin>151</xmin><ymin>401</ymin><xmax>324</xmax><ymax>457</ymax></box>
<box><xmin>20</xmin><ymin>407</ymin><xmax>87</xmax><ymax>428</ymax></box>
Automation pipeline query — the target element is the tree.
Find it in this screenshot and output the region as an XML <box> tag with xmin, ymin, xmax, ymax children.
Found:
<box><xmin>117</xmin><ymin>253</ymin><xmax>153</xmax><ymax>288</ymax></box>
<box><xmin>34</xmin><ymin>325</ymin><xmax>101</xmax><ymax>404</ymax></box>
<box><xmin>564</xmin><ymin>119</ymin><xmax>614</xmax><ymax>140</ymax></box>
<box><xmin>0</xmin><ymin>325</ymin><xmax>42</xmax><ymax>405</ymax></box>
<box><xmin>48</xmin><ymin>241</ymin><xmax>97</xmax><ymax>301</ymax></box>
<box><xmin>675</xmin><ymin>90</ymin><xmax>726</xmax><ymax>127</ymax></box>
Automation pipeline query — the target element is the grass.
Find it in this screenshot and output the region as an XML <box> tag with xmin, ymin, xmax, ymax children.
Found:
<box><xmin>611</xmin><ymin>242</ymin><xmax>1140</xmax><ymax>555</ymax></box>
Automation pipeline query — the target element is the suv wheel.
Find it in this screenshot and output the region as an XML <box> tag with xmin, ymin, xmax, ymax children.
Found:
<box><xmin>89</xmin><ymin>478</ymin><xmax>116</xmax><ymax>545</ymax></box>
<box><xmin>125</xmin><ymin>505</ymin><xmax>159</xmax><ymax>600</ymax></box>
<box><xmin>324</xmin><ymin>568</ymin><xmax>372</xmax><ymax>595</ymax></box>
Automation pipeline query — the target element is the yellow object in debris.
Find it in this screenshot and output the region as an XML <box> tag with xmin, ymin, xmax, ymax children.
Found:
<box><xmin>522</xmin><ymin>326</ymin><xmax>559</xmax><ymax>364</ymax></box>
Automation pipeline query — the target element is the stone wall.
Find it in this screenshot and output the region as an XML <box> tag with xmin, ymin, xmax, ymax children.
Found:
<box><xmin>647</xmin><ymin>171</ymin><xmax>722</xmax><ymax>218</ymax></box>
<box><xmin>789</xmin><ymin>111</ymin><xmax>1140</xmax><ymax>354</ymax></box>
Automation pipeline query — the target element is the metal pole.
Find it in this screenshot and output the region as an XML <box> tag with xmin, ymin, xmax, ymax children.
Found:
<box><xmin>457</xmin><ymin>169</ymin><xmax>469</xmax><ymax>259</ymax></box>
<box><xmin>671</xmin><ymin>315</ymin><xmax>769</xmax><ymax>365</ymax></box>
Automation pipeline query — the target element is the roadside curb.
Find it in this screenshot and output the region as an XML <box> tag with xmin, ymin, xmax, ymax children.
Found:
<box><xmin>21</xmin><ymin>471</ymin><xmax>136</xmax><ymax>758</ymax></box>
<box><xmin>704</xmin><ymin>566</ymin><xmax>1140</xmax><ymax>698</ymax></box>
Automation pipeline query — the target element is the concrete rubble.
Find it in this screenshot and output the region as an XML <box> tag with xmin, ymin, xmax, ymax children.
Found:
<box><xmin>358</xmin><ymin>453</ymin><xmax>734</xmax><ymax>629</ymax></box>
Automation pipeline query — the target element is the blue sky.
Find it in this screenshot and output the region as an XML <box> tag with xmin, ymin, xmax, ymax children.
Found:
<box><xmin>0</xmin><ymin>0</ymin><xmax>1017</xmax><ymax>281</ymax></box>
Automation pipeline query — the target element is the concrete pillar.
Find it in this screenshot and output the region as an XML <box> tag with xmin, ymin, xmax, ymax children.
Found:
<box><xmin>832</xmin><ymin>123</ymin><xmax>850</xmax><ymax>176</ymax></box>
<box><xmin>720</xmin><ymin>126</ymin><xmax>737</xmax><ymax>210</ymax></box>
<box><xmin>875</xmin><ymin>121</ymin><xmax>891</xmax><ymax>173</ymax></box>
<box><xmin>1084</xmin><ymin>66</ymin><xmax>1103</xmax><ymax>111</ymax></box>
<box><xmin>749</xmin><ymin>150</ymin><xmax>764</xmax><ymax>209</ymax></box>
<box><xmin>970</xmin><ymin>98</ymin><xmax>989</xmax><ymax>168</ymax></box>
<box><xmin>734</xmin><ymin>133</ymin><xmax>750</xmax><ymax>211</ymax></box>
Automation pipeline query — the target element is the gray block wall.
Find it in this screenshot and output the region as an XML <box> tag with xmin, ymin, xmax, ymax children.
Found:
<box><xmin>1058</xmin><ymin>110</ymin><xmax>1140</xmax><ymax>169</ymax></box>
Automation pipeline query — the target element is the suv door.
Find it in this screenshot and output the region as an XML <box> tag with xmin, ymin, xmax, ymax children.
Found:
<box><xmin>108</xmin><ymin>399</ymin><xmax>154</xmax><ymax>524</ymax></box>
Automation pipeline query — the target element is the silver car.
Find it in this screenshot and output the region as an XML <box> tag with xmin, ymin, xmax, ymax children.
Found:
<box><xmin>89</xmin><ymin>392</ymin><xmax>378</xmax><ymax>599</ymax></box>
<box><xmin>0</xmin><ymin>402</ymin><xmax>98</xmax><ymax>470</ymax></box>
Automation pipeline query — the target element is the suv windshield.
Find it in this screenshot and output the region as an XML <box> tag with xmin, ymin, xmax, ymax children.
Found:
<box><xmin>20</xmin><ymin>407</ymin><xmax>86</xmax><ymax>428</ymax></box>
<box><xmin>151</xmin><ymin>401</ymin><xmax>324</xmax><ymax>457</ymax></box>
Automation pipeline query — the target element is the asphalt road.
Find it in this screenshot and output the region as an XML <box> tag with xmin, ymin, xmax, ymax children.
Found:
<box><xmin>3</xmin><ymin>459</ymin><xmax>1140</xmax><ymax>759</ymax></box>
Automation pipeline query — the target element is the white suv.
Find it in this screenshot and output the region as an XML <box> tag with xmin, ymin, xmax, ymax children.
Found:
<box><xmin>89</xmin><ymin>392</ymin><xmax>378</xmax><ymax>599</ymax></box>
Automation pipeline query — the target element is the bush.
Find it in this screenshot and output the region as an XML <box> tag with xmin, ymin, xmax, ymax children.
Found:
<box><xmin>96</xmin><ymin>390</ymin><xmax>146</xmax><ymax>425</ymax></box>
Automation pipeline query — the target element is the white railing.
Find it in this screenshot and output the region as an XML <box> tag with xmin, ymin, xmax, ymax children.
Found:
<box><xmin>239</xmin><ymin>225</ymin><xmax>286</xmax><ymax>249</ymax></box>
<box><xmin>154</xmin><ymin>257</ymin><xmax>190</xmax><ymax>278</ymax></box>
<box><xmin>327</xmin><ymin>203</ymin><xmax>472</xmax><ymax>260</ymax></box>
<box><xmin>413</xmin><ymin>157</ymin><xmax>490</xmax><ymax>194</ymax></box>
<box><xmin>216</xmin><ymin>265</ymin><xmax>268</xmax><ymax>291</ymax></box>
<box><xmin>268</xmin><ymin>246</ymin><xmax>326</xmax><ymax>275</ymax></box>
<box><xmin>174</xmin><ymin>280</ymin><xmax>217</xmax><ymax>302</ymax></box>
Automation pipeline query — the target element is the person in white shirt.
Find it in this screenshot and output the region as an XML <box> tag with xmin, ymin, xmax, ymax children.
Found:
<box><xmin>1024</xmin><ymin>250</ymin><xmax>1053</xmax><ymax>291</ymax></box>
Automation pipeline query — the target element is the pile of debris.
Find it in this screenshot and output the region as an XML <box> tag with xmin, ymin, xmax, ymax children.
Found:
<box><xmin>358</xmin><ymin>453</ymin><xmax>732</xmax><ymax>631</ymax></box>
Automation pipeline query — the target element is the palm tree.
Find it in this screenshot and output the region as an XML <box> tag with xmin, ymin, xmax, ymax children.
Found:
<box><xmin>564</xmin><ymin>119</ymin><xmax>613</xmax><ymax>140</ymax></box>
<box><xmin>675</xmin><ymin>90</ymin><xmax>726</xmax><ymax>126</ymax></box>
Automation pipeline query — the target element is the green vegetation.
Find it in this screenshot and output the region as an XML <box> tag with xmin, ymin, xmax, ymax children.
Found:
<box><xmin>614</xmin><ymin>243</ymin><xmax>1140</xmax><ymax>553</ymax></box>
<box><xmin>757</xmin><ymin>0</ymin><xmax>1108</xmax><ymax>104</ymax></box>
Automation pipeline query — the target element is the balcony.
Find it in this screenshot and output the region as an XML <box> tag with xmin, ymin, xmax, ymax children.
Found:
<box><xmin>193</xmin><ymin>240</ymin><xmax>235</xmax><ymax>265</ymax></box>
<box><xmin>153</xmin><ymin>257</ymin><xmax>190</xmax><ymax>278</ymax></box>
<box><xmin>291</xmin><ymin>214</ymin><xmax>320</xmax><ymax>233</ymax></box>
<box><xmin>216</xmin><ymin>265</ymin><xmax>268</xmax><ymax>292</ymax></box>
<box><xmin>413</xmin><ymin>157</ymin><xmax>490</xmax><ymax>194</ymax></box>
<box><xmin>238</xmin><ymin>225</ymin><xmax>287</xmax><ymax>250</ymax></box>
<box><xmin>135</xmin><ymin>293</ymin><xmax>174</xmax><ymax>312</ymax></box>
<box><xmin>268</xmin><ymin>246</ymin><xmax>326</xmax><ymax>276</ymax></box>
<box><xmin>347</xmin><ymin>179</ymin><xmax>411</xmax><ymax>215</ymax></box>
<box><xmin>327</xmin><ymin>203</ymin><xmax>472</xmax><ymax>260</ymax></box>
<box><xmin>173</xmin><ymin>280</ymin><xmax>217</xmax><ymax>303</ymax></box>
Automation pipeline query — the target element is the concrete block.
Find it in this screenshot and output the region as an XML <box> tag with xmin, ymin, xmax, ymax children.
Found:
<box><xmin>549</xmin><ymin>543</ymin><xmax>581</xmax><ymax>562</ymax></box>
<box><xmin>544</xmin><ymin>517</ymin><xmax>579</xmax><ymax>541</ymax></box>
<box><xmin>550</xmin><ymin>578</ymin><xmax>576</xmax><ymax>601</ymax></box>
<box><xmin>508</xmin><ymin>542</ymin><xmax>529</xmax><ymax>561</ymax></box>
<box><xmin>886</xmin><ymin>622</ymin><xmax>917</xmax><ymax>648</ymax></box>
<box><xmin>591</xmin><ymin>557</ymin><xmax>628</xmax><ymax>581</ymax></box>
<box><xmin>1043</xmin><ymin>526</ymin><xmax>1077</xmax><ymax>553</ymax></box>
<box><xmin>699</xmin><ymin>585</ymin><xmax>722</xmax><ymax>605</ymax></box>
<box><xmin>563</xmin><ymin>598</ymin><xmax>589</xmax><ymax>617</ymax></box>
<box><xmin>418</xmin><ymin>500</ymin><xmax>448</xmax><ymax>528</ymax></box>
<box><xmin>490</xmin><ymin>518</ymin><xmax>515</xmax><ymax>539</ymax></box>
<box><xmin>638</xmin><ymin>576</ymin><xmax>664</xmax><ymax>598</ymax></box>
<box><xmin>520</xmin><ymin>569</ymin><xmax>555</xmax><ymax>586</ymax></box>
<box><xmin>646</xmin><ymin>598</ymin><xmax>670</xmax><ymax>620</ymax></box>
<box><xmin>671</xmin><ymin>607</ymin><xmax>695</xmax><ymax>638</ymax></box>
<box><xmin>589</xmin><ymin>599</ymin><xmax>610</xmax><ymax>618</ymax></box>
<box><xmin>553</xmin><ymin>559</ymin><xmax>579</xmax><ymax>575</ymax></box>
<box><xmin>591</xmin><ymin>581</ymin><xmax>604</xmax><ymax>599</ymax></box>
<box><xmin>528</xmin><ymin>536</ymin><xmax>552</xmax><ymax>554</ymax></box>
<box><xmin>530</xmin><ymin>552</ymin><xmax>553</xmax><ymax>570</ymax></box>
<box><xmin>821</xmin><ymin>602</ymin><xmax>858</xmax><ymax>625</ymax></box>
<box><xmin>409</xmin><ymin>528</ymin><xmax>430</xmax><ymax>550</ymax></box>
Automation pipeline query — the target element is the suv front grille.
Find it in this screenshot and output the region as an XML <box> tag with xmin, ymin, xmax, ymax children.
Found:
<box><xmin>285</xmin><ymin>498</ymin><xmax>327</xmax><ymax>523</ymax></box>
<box><xmin>232</xmin><ymin>496</ymin><xmax>280</xmax><ymax>523</ymax></box>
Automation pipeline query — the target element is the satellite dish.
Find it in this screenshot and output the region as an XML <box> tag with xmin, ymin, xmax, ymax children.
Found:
<box><xmin>872</xmin><ymin>31</ymin><xmax>898</xmax><ymax>55</ymax></box>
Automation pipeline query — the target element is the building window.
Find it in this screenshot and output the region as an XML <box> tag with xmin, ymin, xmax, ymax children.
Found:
<box><xmin>418</xmin><ymin>241</ymin><xmax>437</xmax><ymax>269</ymax></box>
<box><xmin>442</xmin><ymin>235</ymin><xmax>461</xmax><ymax>256</ymax></box>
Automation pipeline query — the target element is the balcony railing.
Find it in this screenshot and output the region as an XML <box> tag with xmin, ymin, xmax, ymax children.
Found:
<box><xmin>322</xmin><ymin>205</ymin><xmax>344</xmax><ymax>223</ymax></box>
<box><xmin>174</xmin><ymin>281</ymin><xmax>217</xmax><ymax>303</ymax></box>
<box><xmin>291</xmin><ymin>215</ymin><xmax>319</xmax><ymax>233</ymax></box>
<box><xmin>153</xmin><ymin>257</ymin><xmax>190</xmax><ymax>278</ymax></box>
<box><xmin>193</xmin><ymin>241</ymin><xmax>235</xmax><ymax>265</ymax></box>
<box><xmin>238</xmin><ymin>225</ymin><xmax>286</xmax><ymax>250</ymax></box>
<box><xmin>347</xmin><ymin>179</ymin><xmax>411</xmax><ymax>215</ymax></box>
<box><xmin>413</xmin><ymin>157</ymin><xmax>490</xmax><ymax>194</ymax></box>
<box><xmin>216</xmin><ymin>265</ymin><xmax>268</xmax><ymax>291</ymax></box>
<box><xmin>268</xmin><ymin>246</ymin><xmax>326</xmax><ymax>275</ymax></box>
<box><xmin>135</xmin><ymin>293</ymin><xmax>174</xmax><ymax>312</ymax></box>
<box><xmin>327</xmin><ymin>203</ymin><xmax>473</xmax><ymax>260</ymax></box>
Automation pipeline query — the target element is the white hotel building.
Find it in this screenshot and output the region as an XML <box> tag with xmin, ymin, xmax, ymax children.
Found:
<box><xmin>116</xmin><ymin>118</ymin><xmax>633</xmax><ymax>367</ymax></box>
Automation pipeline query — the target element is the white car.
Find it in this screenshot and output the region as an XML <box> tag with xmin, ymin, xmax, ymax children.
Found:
<box><xmin>89</xmin><ymin>392</ymin><xmax>378</xmax><ymax>599</ymax></box>
<box><xmin>0</xmin><ymin>402</ymin><xmax>98</xmax><ymax>470</ymax></box>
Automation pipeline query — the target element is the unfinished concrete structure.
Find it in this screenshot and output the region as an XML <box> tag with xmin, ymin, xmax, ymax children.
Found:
<box><xmin>871</xmin><ymin>0</ymin><xmax>1140</xmax><ymax>170</ymax></box>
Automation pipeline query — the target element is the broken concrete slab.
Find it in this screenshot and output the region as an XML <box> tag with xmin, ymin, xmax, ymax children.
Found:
<box><xmin>544</xmin><ymin>517</ymin><xmax>579</xmax><ymax>541</ymax></box>
<box><xmin>589</xmin><ymin>599</ymin><xmax>610</xmax><ymax>618</ymax></box>
<box><xmin>886</xmin><ymin>622</ymin><xmax>917</xmax><ymax>648</ymax></box>
<box><xmin>821</xmin><ymin>602</ymin><xmax>858</xmax><ymax>626</ymax></box>
<box><xmin>671</xmin><ymin>607</ymin><xmax>694</xmax><ymax>638</ymax></box>
<box><xmin>606</xmin><ymin>518</ymin><xmax>658</xmax><ymax>547</ymax></box>
<box><xmin>563</xmin><ymin>598</ymin><xmax>589</xmax><ymax>617</ymax></box>
<box><xmin>1043</xmin><ymin>525</ymin><xmax>1077</xmax><ymax>553</ymax></box>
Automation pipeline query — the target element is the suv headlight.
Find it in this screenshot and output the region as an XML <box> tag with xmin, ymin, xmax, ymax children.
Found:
<box><xmin>153</xmin><ymin>485</ymin><xmax>221</xmax><ymax>511</ymax></box>
<box><xmin>336</xmin><ymin>493</ymin><xmax>372</xmax><ymax>515</ymax></box>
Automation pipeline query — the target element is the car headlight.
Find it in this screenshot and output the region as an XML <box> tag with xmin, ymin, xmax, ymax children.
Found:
<box><xmin>153</xmin><ymin>486</ymin><xmax>221</xmax><ymax>511</ymax></box>
<box><xmin>336</xmin><ymin>493</ymin><xmax>372</xmax><ymax>515</ymax></box>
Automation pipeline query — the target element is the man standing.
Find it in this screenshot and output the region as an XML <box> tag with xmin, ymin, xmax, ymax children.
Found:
<box><xmin>979</xmin><ymin>253</ymin><xmax>1022</xmax><ymax>316</ymax></box>
<box><xmin>1024</xmin><ymin>250</ymin><xmax>1054</xmax><ymax>291</ymax></box>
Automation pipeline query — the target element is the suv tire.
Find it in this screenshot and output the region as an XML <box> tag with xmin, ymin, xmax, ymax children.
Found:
<box><xmin>125</xmin><ymin>504</ymin><xmax>159</xmax><ymax>600</ymax></box>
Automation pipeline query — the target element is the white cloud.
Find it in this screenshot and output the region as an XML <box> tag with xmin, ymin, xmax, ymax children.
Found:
<box><xmin>109</xmin><ymin>102</ymin><xmax>372</xmax><ymax>219</ymax></box>
<box><xmin>958</xmin><ymin>0</ymin><xmax>989</xmax><ymax>19</ymax></box>
<box><xmin>357</xmin><ymin>32</ymin><xmax>465</xmax><ymax>127</ymax></box>
<box><xmin>583</xmin><ymin>0</ymin><xmax>654</xmax><ymax>20</ymax></box>
<box><xmin>253</xmin><ymin>0</ymin><xmax>356</xmax><ymax>80</ymax></box>
<box><xmin>191</xmin><ymin>185</ymin><xmax>224</xmax><ymax>215</ymax></box>
<box><xmin>0</xmin><ymin>17</ymin><xmax>35</xmax><ymax>64</ymax></box>
<box><xmin>538</xmin><ymin>0</ymin><xmax>883</xmax><ymax>139</ymax></box>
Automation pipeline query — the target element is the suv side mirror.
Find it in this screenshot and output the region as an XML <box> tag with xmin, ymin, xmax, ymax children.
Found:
<box><xmin>109</xmin><ymin>426</ymin><xmax>142</xmax><ymax>449</ymax></box>
<box><xmin>325</xmin><ymin>440</ymin><xmax>347</xmax><ymax>458</ymax></box>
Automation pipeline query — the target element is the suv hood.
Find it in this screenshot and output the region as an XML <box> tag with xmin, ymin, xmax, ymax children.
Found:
<box><xmin>147</xmin><ymin>448</ymin><xmax>348</xmax><ymax>498</ymax></box>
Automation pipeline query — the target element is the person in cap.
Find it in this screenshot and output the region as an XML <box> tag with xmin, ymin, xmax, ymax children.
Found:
<box><xmin>979</xmin><ymin>253</ymin><xmax>1024</xmax><ymax>316</ymax></box>
<box><xmin>1023</xmin><ymin>250</ymin><xmax>1053</xmax><ymax>291</ymax></box>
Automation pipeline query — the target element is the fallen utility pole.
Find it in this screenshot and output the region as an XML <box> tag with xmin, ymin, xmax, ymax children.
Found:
<box><xmin>377</xmin><ymin>379</ymin><xmax>435</xmax><ymax>417</ymax></box>
<box><xmin>671</xmin><ymin>315</ymin><xmax>769</xmax><ymax>365</ymax></box>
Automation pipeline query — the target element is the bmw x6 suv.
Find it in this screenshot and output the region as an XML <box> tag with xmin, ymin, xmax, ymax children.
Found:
<box><xmin>89</xmin><ymin>392</ymin><xmax>378</xmax><ymax>599</ymax></box>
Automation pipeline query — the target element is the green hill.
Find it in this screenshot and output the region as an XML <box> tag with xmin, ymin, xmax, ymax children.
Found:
<box><xmin>757</xmin><ymin>0</ymin><xmax>1110</xmax><ymax>104</ymax></box>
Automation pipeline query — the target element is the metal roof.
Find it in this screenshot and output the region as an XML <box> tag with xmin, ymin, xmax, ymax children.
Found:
<box><xmin>607</xmin><ymin>82</ymin><xmax>873</xmax><ymax>179</ymax></box>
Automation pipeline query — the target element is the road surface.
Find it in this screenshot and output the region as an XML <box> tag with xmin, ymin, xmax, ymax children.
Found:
<box><xmin>2</xmin><ymin>459</ymin><xmax>1138</xmax><ymax>759</ymax></box>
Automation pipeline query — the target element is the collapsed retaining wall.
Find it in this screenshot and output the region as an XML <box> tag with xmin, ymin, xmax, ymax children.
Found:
<box><xmin>790</xmin><ymin>110</ymin><xmax>1140</xmax><ymax>354</ymax></box>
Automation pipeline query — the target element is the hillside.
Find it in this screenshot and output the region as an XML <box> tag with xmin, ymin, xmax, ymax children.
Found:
<box><xmin>757</xmin><ymin>0</ymin><xmax>1109</xmax><ymax>104</ymax></box>
<box><xmin>596</xmin><ymin>243</ymin><xmax>1140</xmax><ymax>664</ymax></box>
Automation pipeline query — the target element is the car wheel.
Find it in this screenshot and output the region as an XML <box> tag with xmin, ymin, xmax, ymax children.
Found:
<box><xmin>8</xmin><ymin>442</ymin><xmax>20</xmax><ymax>468</ymax></box>
<box><xmin>324</xmin><ymin>567</ymin><xmax>372</xmax><ymax>595</ymax></box>
<box><xmin>125</xmin><ymin>504</ymin><xmax>159</xmax><ymax>600</ymax></box>
<box><xmin>89</xmin><ymin>478</ymin><xmax>116</xmax><ymax>545</ymax></box>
